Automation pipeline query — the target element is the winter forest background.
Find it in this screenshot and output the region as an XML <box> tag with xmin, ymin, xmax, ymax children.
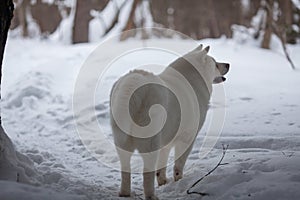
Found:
<box><xmin>10</xmin><ymin>0</ymin><xmax>300</xmax><ymax>47</ymax></box>
<box><xmin>1</xmin><ymin>0</ymin><xmax>300</xmax><ymax>200</ymax></box>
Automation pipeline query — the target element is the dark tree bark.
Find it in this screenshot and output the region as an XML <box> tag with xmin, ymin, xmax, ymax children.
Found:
<box><xmin>150</xmin><ymin>0</ymin><xmax>256</xmax><ymax>39</ymax></box>
<box><xmin>0</xmin><ymin>0</ymin><xmax>15</xmax><ymax>175</ymax></box>
<box><xmin>11</xmin><ymin>0</ymin><xmax>30</xmax><ymax>37</ymax></box>
<box><xmin>0</xmin><ymin>0</ymin><xmax>14</xmax><ymax>90</ymax></box>
<box><xmin>31</xmin><ymin>0</ymin><xmax>62</xmax><ymax>35</ymax></box>
<box><xmin>207</xmin><ymin>0</ymin><xmax>220</xmax><ymax>38</ymax></box>
<box><xmin>278</xmin><ymin>0</ymin><xmax>297</xmax><ymax>44</ymax></box>
<box><xmin>72</xmin><ymin>0</ymin><xmax>109</xmax><ymax>44</ymax></box>
<box><xmin>260</xmin><ymin>0</ymin><xmax>296</xmax><ymax>48</ymax></box>
<box><xmin>72</xmin><ymin>0</ymin><xmax>92</xmax><ymax>43</ymax></box>
<box><xmin>261</xmin><ymin>0</ymin><xmax>274</xmax><ymax>49</ymax></box>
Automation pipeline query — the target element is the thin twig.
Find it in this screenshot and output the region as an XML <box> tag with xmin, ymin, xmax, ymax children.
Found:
<box><xmin>282</xmin><ymin>151</ymin><xmax>295</xmax><ymax>158</ymax></box>
<box><xmin>16</xmin><ymin>173</ymin><xmax>20</xmax><ymax>182</ymax></box>
<box><xmin>187</xmin><ymin>144</ymin><xmax>229</xmax><ymax>196</ymax></box>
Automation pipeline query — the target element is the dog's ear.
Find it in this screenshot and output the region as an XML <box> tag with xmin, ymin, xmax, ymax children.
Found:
<box><xmin>195</xmin><ymin>44</ymin><xmax>203</xmax><ymax>51</ymax></box>
<box><xmin>204</xmin><ymin>46</ymin><xmax>210</xmax><ymax>53</ymax></box>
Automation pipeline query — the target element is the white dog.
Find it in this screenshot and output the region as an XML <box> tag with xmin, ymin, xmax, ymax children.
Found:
<box><xmin>110</xmin><ymin>45</ymin><xmax>229</xmax><ymax>200</ymax></box>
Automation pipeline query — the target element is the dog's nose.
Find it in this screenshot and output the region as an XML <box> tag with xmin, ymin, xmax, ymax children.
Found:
<box><xmin>224</xmin><ymin>63</ymin><xmax>230</xmax><ymax>74</ymax></box>
<box><xmin>225</xmin><ymin>63</ymin><xmax>230</xmax><ymax>70</ymax></box>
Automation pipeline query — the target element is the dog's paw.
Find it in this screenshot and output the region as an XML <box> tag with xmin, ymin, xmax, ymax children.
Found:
<box><xmin>174</xmin><ymin>174</ymin><xmax>182</xmax><ymax>182</ymax></box>
<box><xmin>145</xmin><ymin>195</ymin><xmax>159</xmax><ymax>200</ymax></box>
<box><xmin>174</xmin><ymin>169</ymin><xmax>183</xmax><ymax>182</ymax></box>
<box><xmin>157</xmin><ymin>178</ymin><xmax>167</xmax><ymax>186</ymax></box>
<box><xmin>119</xmin><ymin>191</ymin><xmax>131</xmax><ymax>197</ymax></box>
<box><xmin>157</xmin><ymin>175</ymin><xmax>167</xmax><ymax>186</ymax></box>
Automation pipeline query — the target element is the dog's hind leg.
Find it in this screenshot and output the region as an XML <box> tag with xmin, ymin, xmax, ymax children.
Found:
<box><xmin>156</xmin><ymin>147</ymin><xmax>171</xmax><ymax>186</ymax></box>
<box><xmin>174</xmin><ymin>143</ymin><xmax>194</xmax><ymax>181</ymax></box>
<box><xmin>142</xmin><ymin>152</ymin><xmax>159</xmax><ymax>200</ymax></box>
<box><xmin>117</xmin><ymin>149</ymin><xmax>133</xmax><ymax>197</ymax></box>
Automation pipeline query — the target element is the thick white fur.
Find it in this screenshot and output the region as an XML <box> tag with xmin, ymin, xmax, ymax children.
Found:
<box><xmin>110</xmin><ymin>46</ymin><xmax>226</xmax><ymax>200</ymax></box>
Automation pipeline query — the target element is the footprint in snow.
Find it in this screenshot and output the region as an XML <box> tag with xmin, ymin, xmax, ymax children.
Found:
<box><xmin>239</xmin><ymin>97</ymin><xmax>253</xmax><ymax>101</ymax></box>
<box><xmin>271</xmin><ymin>112</ymin><xmax>281</xmax><ymax>116</ymax></box>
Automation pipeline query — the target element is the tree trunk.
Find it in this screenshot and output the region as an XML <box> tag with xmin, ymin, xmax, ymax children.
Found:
<box><xmin>278</xmin><ymin>0</ymin><xmax>296</xmax><ymax>44</ymax></box>
<box><xmin>208</xmin><ymin>0</ymin><xmax>220</xmax><ymax>38</ymax></box>
<box><xmin>261</xmin><ymin>0</ymin><xmax>274</xmax><ymax>49</ymax></box>
<box><xmin>0</xmin><ymin>0</ymin><xmax>17</xmax><ymax>181</ymax></box>
<box><xmin>278</xmin><ymin>0</ymin><xmax>293</xmax><ymax>25</ymax></box>
<box><xmin>17</xmin><ymin>0</ymin><xmax>29</xmax><ymax>37</ymax></box>
<box><xmin>0</xmin><ymin>0</ymin><xmax>14</xmax><ymax>89</ymax></box>
<box><xmin>72</xmin><ymin>0</ymin><xmax>91</xmax><ymax>43</ymax></box>
<box><xmin>31</xmin><ymin>0</ymin><xmax>62</xmax><ymax>35</ymax></box>
<box><xmin>72</xmin><ymin>0</ymin><xmax>109</xmax><ymax>44</ymax></box>
<box><xmin>0</xmin><ymin>0</ymin><xmax>14</xmax><ymax>166</ymax></box>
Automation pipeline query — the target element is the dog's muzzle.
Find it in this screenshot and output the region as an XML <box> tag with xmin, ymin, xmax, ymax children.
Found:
<box><xmin>213</xmin><ymin>63</ymin><xmax>230</xmax><ymax>84</ymax></box>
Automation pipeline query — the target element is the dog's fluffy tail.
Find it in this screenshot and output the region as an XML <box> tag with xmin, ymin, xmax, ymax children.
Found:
<box><xmin>110</xmin><ymin>69</ymin><xmax>155</xmax><ymax>109</ymax></box>
<box><xmin>110</xmin><ymin>69</ymin><xmax>160</xmax><ymax>131</ymax></box>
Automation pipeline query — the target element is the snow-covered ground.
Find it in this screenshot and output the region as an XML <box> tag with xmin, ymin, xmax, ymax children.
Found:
<box><xmin>1</xmin><ymin>37</ymin><xmax>300</xmax><ymax>200</ymax></box>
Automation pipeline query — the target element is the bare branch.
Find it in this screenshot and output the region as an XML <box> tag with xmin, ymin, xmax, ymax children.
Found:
<box><xmin>271</xmin><ymin>22</ymin><xmax>296</xmax><ymax>70</ymax></box>
<box><xmin>263</xmin><ymin>1</ymin><xmax>297</xmax><ymax>70</ymax></box>
<box><xmin>187</xmin><ymin>144</ymin><xmax>229</xmax><ymax>196</ymax></box>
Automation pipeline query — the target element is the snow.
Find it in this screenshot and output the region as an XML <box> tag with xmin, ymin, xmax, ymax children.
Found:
<box><xmin>88</xmin><ymin>0</ymin><xmax>133</xmax><ymax>42</ymax></box>
<box><xmin>0</xmin><ymin>126</ymin><xmax>37</xmax><ymax>184</ymax></box>
<box><xmin>241</xmin><ymin>0</ymin><xmax>250</xmax><ymax>12</ymax></box>
<box><xmin>0</xmin><ymin>180</ymin><xmax>86</xmax><ymax>200</ymax></box>
<box><xmin>292</xmin><ymin>0</ymin><xmax>300</xmax><ymax>9</ymax></box>
<box><xmin>50</xmin><ymin>0</ymin><xmax>77</xmax><ymax>44</ymax></box>
<box><xmin>1</xmin><ymin>36</ymin><xmax>300</xmax><ymax>199</ymax></box>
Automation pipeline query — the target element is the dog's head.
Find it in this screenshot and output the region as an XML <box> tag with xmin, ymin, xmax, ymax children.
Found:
<box><xmin>205</xmin><ymin>46</ymin><xmax>229</xmax><ymax>84</ymax></box>
<box><xmin>190</xmin><ymin>45</ymin><xmax>230</xmax><ymax>85</ymax></box>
